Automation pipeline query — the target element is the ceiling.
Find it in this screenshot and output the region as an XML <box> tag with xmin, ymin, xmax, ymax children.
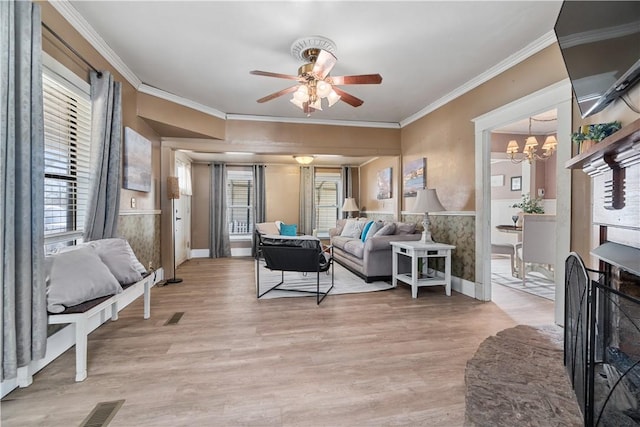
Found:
<box><xmin>59</xmin><ymin>1</ymin><xmax>563</xmax><ymax>165</ymax></box>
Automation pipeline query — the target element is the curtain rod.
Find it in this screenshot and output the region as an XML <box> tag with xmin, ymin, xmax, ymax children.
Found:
<box><xmin>42</xmin><ymin>22</ymin><xmax>102</xmax><ymax>77</ymax></box>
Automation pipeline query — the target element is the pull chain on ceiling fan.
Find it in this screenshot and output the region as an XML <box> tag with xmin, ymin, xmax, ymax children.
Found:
<box><xmin>250</xmin><ymin>36</ymin><xmax>383</xmax><ymax>116</ymax></box>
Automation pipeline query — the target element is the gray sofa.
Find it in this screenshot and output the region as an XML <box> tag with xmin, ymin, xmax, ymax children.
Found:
<box><xmin>329</xmin><ymin>218</ymin><xmax>421</xmax><ymax>282</ymax></box>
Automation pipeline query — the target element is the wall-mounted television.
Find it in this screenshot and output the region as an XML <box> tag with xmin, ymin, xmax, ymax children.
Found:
<box><xmin>554</xmin><ymin>1</ymin><xmax>640</xmax><ymax>118</ymax></box>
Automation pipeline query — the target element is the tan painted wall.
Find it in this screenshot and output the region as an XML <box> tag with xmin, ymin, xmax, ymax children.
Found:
<box><xmin>265</xmin><ymin>165</ymin><xmax>300</xmax><ymax>225</ymax></box>
<box><xmin>225</xmin><ymin>120</ymin><xmax>401</xmax><ymax>157</ymax></box>
<box><xmin>359</xmin><ymin>157</ymin><xmax>400</xmax><ymax>217</ymax></box>
<box><xmin>137</xmin><ymin>93</ymin><xmax>225</xmax><ymax>140</ymax></box>
<box><xmin>400</xmin><ymin>45</ymin><xmax>568</xmax><ymax>212</ymax></box>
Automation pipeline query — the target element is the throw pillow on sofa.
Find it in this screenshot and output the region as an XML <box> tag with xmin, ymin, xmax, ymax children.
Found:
<box><xmin>395</xmin><ymin>222</ymin><xmax>417</xmax><ymax>234</ymax></box>
<box><xmin>360</xmin><ymin>220</ymin><xmax>374</xmax><ymax>242</ymax></box>
<box><xmin>374</xmin><ymin>222</ymin><xmax>396</xmax><ymax>236</ymax></box>
<box><xmin>340</xmin><ymin>219</ymin><xmax>365</xmax><ymax>239</ymax></box>
<box><xmin>363</xmin><ymin>220</ymin><xmax>384</xmax><ymax>241</ymax></box>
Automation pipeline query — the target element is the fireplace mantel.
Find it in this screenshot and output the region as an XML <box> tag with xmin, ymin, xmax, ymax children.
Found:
<box><xmin>565</xmin><ymin>117</ymin><xmax>640</xmax><ymax>171</ymax></box>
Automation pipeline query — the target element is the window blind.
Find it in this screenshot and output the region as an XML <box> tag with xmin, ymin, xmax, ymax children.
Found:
<box><xmin>43</xmin><ymin>70</ymin><xmax>91</xmax><ymax>249</ymax></box>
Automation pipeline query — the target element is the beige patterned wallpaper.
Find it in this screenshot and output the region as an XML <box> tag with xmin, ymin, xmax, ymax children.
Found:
<box><xmin>118</xmin><ymin>213</ymin><xmax>161</xmax><ymax>270</ymax></box>
<box><xmin>402</xmin><ymin>213</ymin><xmax>475</xmax><ymax>282</ymax></box>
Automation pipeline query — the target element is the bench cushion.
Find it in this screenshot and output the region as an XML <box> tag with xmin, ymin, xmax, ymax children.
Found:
<box><xmin>46</xmin><ymin>246</ymin><xmax>122</xmax><ymax>314</ymax></box>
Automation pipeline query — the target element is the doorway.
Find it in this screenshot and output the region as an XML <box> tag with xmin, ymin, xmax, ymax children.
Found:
<box><xmin>473</xmin><ymin>80</ymin><xmax>573</xmax><ymax>325</ymax></box>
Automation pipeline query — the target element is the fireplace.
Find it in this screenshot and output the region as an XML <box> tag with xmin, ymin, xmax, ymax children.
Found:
<box><xmin>565</xmin><ymin>251</ymin><xmax>640</xmax><ymax>426</ymax></box>
<box><xmin>564</xmin><ymin>118</ymin><xmax>640</xmax><ymax>426</ymax></box>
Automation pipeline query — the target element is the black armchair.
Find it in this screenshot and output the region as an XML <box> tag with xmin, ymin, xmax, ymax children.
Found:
<box><xmin>256</xmin><ymin>233</ymin><xmax>333</xmax><ymax>304</ymax></box>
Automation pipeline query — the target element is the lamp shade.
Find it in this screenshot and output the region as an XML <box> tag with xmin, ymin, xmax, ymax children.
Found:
<box><xmin>341</xmin><ymin>197</ymin><xmax>359</xmax><ymax>212</ymax></box>
<box><xmin>167</xmin><ymin>176</ymin><xmax>180</xmax><ymax>200</ymax></box>
<box><xmin>412</xmin><ymin>189</ymin><xmax>445</xmax><ymax>213</ymax></box>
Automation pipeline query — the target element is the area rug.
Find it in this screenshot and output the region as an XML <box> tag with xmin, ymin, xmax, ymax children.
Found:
<box><xmin>492</xmin><ymin>257</ymin><xmax>555</xmax><ymax>301</ymax></box>
<box><xmin>464</xmin><ymin>325</ymin><xmax>582</xmax><ymax>426</ymax></box>
<box><xmin>256</xmin><ymin>260</ymin><xmax>393</xmax><ymax>299</ymax></box>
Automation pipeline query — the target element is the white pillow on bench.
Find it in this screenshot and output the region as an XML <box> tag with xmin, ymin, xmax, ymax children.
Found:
<box><xmin>46</xmin><ymin>246</ymin><xmax>122</xmax><ymax>313</ymax></box>
<box><xmin>88</xmin><ymin>238</ymin><xmax>145</xmax><ymax>284</ymax></box>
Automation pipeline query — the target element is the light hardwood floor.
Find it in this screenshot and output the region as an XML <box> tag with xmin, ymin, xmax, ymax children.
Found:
<box><xmin>1</xmin><ymin>257</ymin><xmax>554</xmax><ymax>426</ymax></box>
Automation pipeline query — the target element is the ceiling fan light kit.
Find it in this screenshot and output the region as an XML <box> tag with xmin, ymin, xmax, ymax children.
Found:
<box><xmin>251</xmin><ymin>36</ymin><xmax>382</xmax><ymax>116</ymax></box>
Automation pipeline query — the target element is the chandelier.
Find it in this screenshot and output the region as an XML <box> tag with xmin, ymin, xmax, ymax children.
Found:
<box><xmin>506</xmin><ymin>116</ymin><xmax>558</xmax><ymax>164</ymax></box>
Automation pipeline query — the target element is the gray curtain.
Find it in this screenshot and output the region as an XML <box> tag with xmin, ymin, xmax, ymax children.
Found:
<box><xmin>341</xmin><ymin>166</ymin><xmax>353</xmax><ymax>218</ymax></box>
<box><xmin>298</xmin><ymin>166</ymin><xmax>315</xmax><ymax>236</ymax></box>
<box><xmin>1</xmin><ymin>0</ymin><xmax>47</xmax><ymax>381</ymax></box>
<box><xmin>210</xmin><ymin>163</ymin><xmax>231</xmax><ymax>258</ymax></box>
<box><xmin>342</xmin><ymin>166</ymin><xmax>353</xmax><ymax>198</ymax></box>
<box><xmin>251</xmin><ymin>164</ymin><xmax>266</xmax><ymax>257</ymax></box>
<box><xmin>84</xmin><ymin>70</ymin><xmax>122</xmax><ymax>241</ymax></box>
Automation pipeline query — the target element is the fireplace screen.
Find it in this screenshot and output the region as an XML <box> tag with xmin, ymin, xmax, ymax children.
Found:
<box><xmin>565</xmin><ymin>252</ymin><xmax>640</xmax><ymax>426</ymax></box>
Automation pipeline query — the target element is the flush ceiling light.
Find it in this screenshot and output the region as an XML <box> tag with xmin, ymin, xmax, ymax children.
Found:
<box><xmin>294</xmin><ymin>155</ymin><xmax>315</xmax><ymax>165</ymax></box>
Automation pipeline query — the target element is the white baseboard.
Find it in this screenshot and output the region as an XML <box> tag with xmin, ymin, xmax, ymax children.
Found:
<box><xmin>1</xmin><ymin>268</ymin><xmax>164</xmax><ymax>399</ymax></box>
<box><xmin>231</xmin><ymin>247</ymin><xmax>252</xmax><ymax>257</ymax></box>
<box><xmin>452</xmin><ymin>276</ymin><xmax>476</xmax><ymax>298</ymax></box>
<box><xmin>190</xmin><ymin>249</ymin><xmax>210</xmax><ymax>258</ymax></box>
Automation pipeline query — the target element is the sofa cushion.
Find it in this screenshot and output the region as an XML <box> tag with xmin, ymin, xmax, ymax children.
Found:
<box><xmin>375</xmin><ymin>222</ymin><xmax>396</xmax><ymax>236</ymax></box>
<box><xmin>330</xmin><ymin>235</ymin><xmax>348</xmax><ymax>250</ymax></box>
<box><xmin>343</xmin><ymin>239</ymin><xmax>365</xmax><ymax>259</ymax></box>
<box><xmin>340</xmin><ymin>219</ymin><xmax>365</xmax><ymax>238</ymax></box>
<box><xmin>395</xmin><ymin>222</ymin><xmax>417</xmax><ymax>235</ymax></box>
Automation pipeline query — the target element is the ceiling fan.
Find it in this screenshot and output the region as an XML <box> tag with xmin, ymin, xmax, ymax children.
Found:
<box><xmin>250</xmin><ymin>36</ymin><xmax>382</xmax><ymax>115</ymax></box>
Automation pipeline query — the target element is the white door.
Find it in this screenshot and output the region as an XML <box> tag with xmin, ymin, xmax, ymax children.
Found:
<box><xmin>174</xmin><ymin>158</ymin><xmax>192</xmax><ymax>266</ymax></box>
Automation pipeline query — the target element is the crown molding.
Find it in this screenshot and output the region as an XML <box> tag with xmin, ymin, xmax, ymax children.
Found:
<box><xmin>138</xmin><ymin>84</ymin><xmax>227</xmax><ymax>120</ymax></box>
<box><xmin>227</xmin><ymin>114</ymin><xmax>400</xmax><ymax>129</ymax></box>
<box><xmin>49</xmin><ymin>0</ymin><xmax>142</xmax><ymax>88</ymax></box>
<box><xmin>399</xmin><ymin>30</ymin><xmax>558</xmax><ymax>128</ymax></box>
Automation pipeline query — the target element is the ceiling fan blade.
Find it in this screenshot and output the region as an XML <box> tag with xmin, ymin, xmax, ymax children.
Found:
<box><xmin>328</xmin><ymin>74</ymin><xmax>383</xmax><ymax>85</ymax></box>
<box><xmin>256</xmin><ymin>85</ymin><xmax>298</xmax><ymax>103</ymax></box>
<box><xmin>312</xmin><ymin>50</ymin><xmax>337</xmax><ymax>80</ymax></box>
<box><xmin>250</xmin><ymin>70</ymin><xmax>299</xmax><ymax>80</ymax></box>
<box><xmin>332</xmin><ymin>87</ymin><xmax>364</xmax><ymax>107</ymax></box>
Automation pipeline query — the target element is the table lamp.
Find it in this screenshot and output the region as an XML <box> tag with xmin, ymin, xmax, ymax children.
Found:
<box><xmin>412</xmin><ymin>189</ymin><xmax>445</xmax><ymax>243</ymax></box>
<box><xmin>341</xmin><ymin>197</ymin><xmax>359</xmax><ymax>218</ymax></box>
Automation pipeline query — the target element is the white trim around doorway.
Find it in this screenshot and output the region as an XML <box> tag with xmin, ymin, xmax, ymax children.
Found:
<box><xmin>472</xmin><ymin>79</ymin><xmax>573</xmax><ymax>325</ymax></box>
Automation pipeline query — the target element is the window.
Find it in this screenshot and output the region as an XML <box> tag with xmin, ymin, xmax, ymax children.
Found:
<box><xmin>227</xmin><ymin>167</ymin><xmax>253</xmax><ymax>237</ymax></box>
<box><xmin>42</xmin><ymin>56</ymin><xmax>91</xmax><ymax>253</ymax></box>
<box><xmin>314</xmin><ymin>169</ymin><xmax>341</xmax><ymax>237</ymax></box>
<box><xmin>176</xmin><ymin>159</ymin><xmax>192</xmax><ymax>196</ymax></box>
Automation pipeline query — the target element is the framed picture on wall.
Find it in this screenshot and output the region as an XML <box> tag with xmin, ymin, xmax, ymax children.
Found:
<box><xmin>123</xmin><ymin>127</ymin><xmax>152</xmax><ymax>192</ymax></box>
<box><xmin>403</xmin><ymin>157</ymin><xmax>426</xmax><ymax>197</ymax></box>
<box><xmin>511</xmin><ymin>176</ymin><xmax>522</xmax><ymax>191</ymax></box>
<box><xmin>377</xmin><ymin>167</ymin><xmax>392</xmax><ymax>199</ymax></box>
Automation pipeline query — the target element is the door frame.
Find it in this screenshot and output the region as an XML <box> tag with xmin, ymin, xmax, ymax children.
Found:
<box><xmin>473</xmin><ymin>79</ymin><xmax>573</xmax><ymax>325</ymax></box>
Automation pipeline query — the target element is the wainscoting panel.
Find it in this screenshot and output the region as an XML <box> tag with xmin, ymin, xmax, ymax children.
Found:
<box><xmin>118</xmin><ymin>212</ymin><xmax>161</xmax><ymax>270</ymax></box>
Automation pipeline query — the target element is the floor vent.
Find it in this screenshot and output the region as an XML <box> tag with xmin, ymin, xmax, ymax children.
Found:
<box><xmin>165</xmin><ymin>311</ymin><xmax>184</xmax><ymax>325</ymax></box>
<box><xmin>79</xmin><ymin>400</ymin><xmax>124</xmax><ymax>427</ymax></box>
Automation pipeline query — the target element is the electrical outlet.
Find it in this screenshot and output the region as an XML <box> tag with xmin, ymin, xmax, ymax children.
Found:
<box><xmin>131</xmin><ymin>197</ymin><xmax>136</xmax><ymax>208</ymax></box>
<box><xmin>148</xmin><ymin>261</ymin><xmax>153</xmax><ymax>271</ymax></box>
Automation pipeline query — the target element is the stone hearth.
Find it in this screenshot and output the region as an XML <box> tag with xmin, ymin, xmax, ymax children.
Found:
<box><xmin>464</xmin><ymin>325</ymin><xmax>582</xmax><ymax>426</ymax></box>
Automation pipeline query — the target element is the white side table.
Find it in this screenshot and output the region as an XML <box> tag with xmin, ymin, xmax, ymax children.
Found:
<box><xmin>391</xmin><ymin>241</ymin><xmax>456</xmax><ymax>298</ymax></box>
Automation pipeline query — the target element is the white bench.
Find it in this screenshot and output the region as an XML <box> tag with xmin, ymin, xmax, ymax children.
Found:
<box><xmin>46</xmin><ymin>273</ymin><xmax>155</xmax><ymax>382</ymax></box>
